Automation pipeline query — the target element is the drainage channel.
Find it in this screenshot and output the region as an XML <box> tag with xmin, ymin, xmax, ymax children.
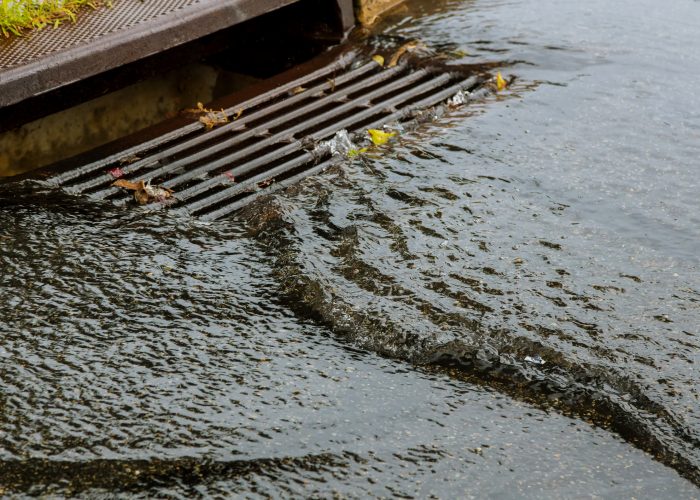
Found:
<box><xmin>46</xmin><ymin>50</ymin><xmax>490</xmax><ymax>220</ymax></box>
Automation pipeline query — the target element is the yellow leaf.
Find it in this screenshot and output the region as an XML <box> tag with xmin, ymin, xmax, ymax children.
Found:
<box><xmin>348</xmin><ymin>147</ymin><xmax>368</xmax><ymax>158</ymax></box>
<box><xmin>496</xmin><ymin>72</ymin><xmax>507</xmax><ymax>91</ymax></box>
<box><xmin>368</xmin><ymin>129</ymin><xmax>396</xmax><ymax>146</ymax></box>
<box><xmin>233</xmin><ymin>108</ymin><xmax>243</xmax><ymax>120</ymax></box>
<box><xmin>372</xmin><ymin>54</ymin><xmax>385</xmax><ymax>66</ymax></box>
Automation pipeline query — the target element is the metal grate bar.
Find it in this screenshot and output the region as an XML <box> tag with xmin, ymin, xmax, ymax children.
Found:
<box><xmin>200</xmin><ymin>157</ymin><xmax>336</xmax><ymax>221</ymax></box>
<box><xmin>183</xmin><ymin>152</ymin><xmax>315</xmax><ymax>215</ymax></box>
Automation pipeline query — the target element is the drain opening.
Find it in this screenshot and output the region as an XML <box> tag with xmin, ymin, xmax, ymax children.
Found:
<box><xmin>41</xmin><ymin>50</ymin><xmax>492</xmax><ymax>219</ymax></box>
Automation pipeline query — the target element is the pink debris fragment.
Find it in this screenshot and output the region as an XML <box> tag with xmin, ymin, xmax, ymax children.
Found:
<box><xmin>224</xmin><ymin>171</ymin><xmax>236</xmax><ymax>182</ymax></box>
<box><xmin>108</xmin><ymin>167</ymin><xmax>125</xmax><ymax>178</ymax></box>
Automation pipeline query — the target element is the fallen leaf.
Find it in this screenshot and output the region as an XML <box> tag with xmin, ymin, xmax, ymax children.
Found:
<box><xmin>367</xmin><ymin>129</ymin><xmax>397</xmax><ymax>146</ymax></box>
<box><xmin>258</xmin><ymin>178</ymin><xmax>275</xmax><ymax>188</ymax></box>
<box><xmin>496</xmin><ymin>71</ymin><xmax>507</xmax><ymax>91</ymax></box>
<box><xmin>113</xmin><ymin>179</ymin><xmax>174</xmax><ymax>205</ymax></box>
<box><xmin>388</xmin><ymin>40</ymin><xmax>423</xmax><ymax>67</ymax></box>
<box><xmin>372</xmin><ymin>54</ymin><xmax>385</xmax><ymax>66</ymax></box>
<box><xmin>112</xmin><ymin>179</ymin><xmax>141</xmax><ymax>191</ymax></box>
<box><xmin>327</xmin><ymin>78</ymin><xmax>336</xmax><ymax>92</ymax></box>
<box><xmin>107</xmin><ymin>167</ymin><xmax>125</xmax><ymax>178</ymax></box>
<box><xmin>199</xmin><ymin>109</ymin><xmax>229</xmax><ymax>129</ymax></box>
<box><xmin>233</xmin><ymin>109</ymin><xmax>244</xmax><ymax>120</ymax></box>
<box><xmin>291</xmin><ymin>86</ymin><xmax>307</xmax><ymax>95</ymax></box>
<box><xmin>347</xmin><ymin>147</ymin><xmax>368</xmax><ymax>158</ymax></box>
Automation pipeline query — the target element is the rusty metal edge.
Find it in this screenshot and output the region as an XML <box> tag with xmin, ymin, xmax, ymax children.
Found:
<box><xmin>0</xmin><ymin>0</ymin><xmax>304</xmax><ymax>108</ymax></box>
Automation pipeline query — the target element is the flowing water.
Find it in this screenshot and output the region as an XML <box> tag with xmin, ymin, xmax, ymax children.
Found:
<box><xmin>1</xmin><ymin>0</ymin><xmax>699</xmax><ymax>496</ymax></box>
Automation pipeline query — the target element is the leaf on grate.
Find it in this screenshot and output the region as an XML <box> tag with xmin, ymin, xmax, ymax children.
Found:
<box><xmin>372</xmin><ymin>54</ymin><xmax>385</xmax><ymax>66</ymax></box>
<box><xmin>184</xmin><ymin>102</ymin><xmax>229</xmax><ymax>129</ymax></box>
<box><xmin>113</xmin><ymin>179</ymin><xmax>174</xmax><ymax>205</ymax></box>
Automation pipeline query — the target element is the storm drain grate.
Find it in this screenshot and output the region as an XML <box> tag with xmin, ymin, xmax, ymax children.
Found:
<box><xmin>47</xmin><ymin>50</ymin><xmax>490</xmax><ymax>220</ymax></box>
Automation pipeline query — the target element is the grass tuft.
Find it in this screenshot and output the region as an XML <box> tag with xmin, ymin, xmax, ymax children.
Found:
<box><xmin>0</xmin><ymin>0</ymin><xmax>110</xmax><ymax>38</ymax></box>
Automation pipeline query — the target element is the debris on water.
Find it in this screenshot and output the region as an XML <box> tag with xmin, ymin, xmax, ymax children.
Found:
<box><xmin>314</xmin><ymin>129</ymin><xmax>357</xmax><ymax>157</ymax></box>
<box><xmin>388</xmin><ymin>40</ymin><xmax>425</xmax><ymax>67</ymax></box>
<box><xmin>258</xmin><ymin>178</ymin><xmax>275</xmax><ymax>188</ymax></box>
<box><xmin>372</xmin><ymin>54</ymin><xmax>385</xmax><ymax>66</ymax></box>
<box><xmin>525</xmin><ymin>355</ymin><xmax>546</xmax><ymax>365</ymax></box>
<box><xmin>447</xmin><ymin>89</ymin><xmax>470</xmax><ymax>107</ymax></box>
<box><xmin>368</xmin><ymin>128</ymin><xmax>397</xmax><ymax>146</ymax></box>
<box><xmin>496</xmin><ymin>72</ymin><xmax>507</xmax><ymax>91</ymax></box>
<box><xmin>107</xmin><ymin>167</ymin><xmax>125</xmax><ymax>178</ymax></box>
<box><xmin>347</xmin><ymin>147</ymin><xmax>368</xmax><ymax>158</ymax></box>
<box><xmin>112</xmin><ymin>179</ymin><xmax>174</xmax><ymax>205</ymax></box>
<box><xmin>449</xmin><ymin>48</ymin><xmax>470</xmax><ymax>58</ymax></box>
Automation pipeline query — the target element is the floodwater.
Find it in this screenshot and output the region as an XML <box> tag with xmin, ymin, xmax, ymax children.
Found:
<box><xmin>1</xmin><ymin>0</ymin><xmax>699</xmax><ymax>496</ymax></box>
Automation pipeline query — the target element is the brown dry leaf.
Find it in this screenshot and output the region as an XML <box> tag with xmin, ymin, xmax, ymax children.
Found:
<box><xmin>113</xmin><ymin>179</ymin><xmax>174</xmax><ymax>205</ymax></box>
<box><xmin>112</xmin><ymin>179</ymin><xmax>142</xmax><ymax>191</ymax></box>
<box><xmin>183</xmin><ymin>102</ymin><xmax>229</xmax><ymax>128</ymax></box>
<box><xmin>199</xmin><ymin>109</ymin><xmax>229</xmax><ymax>129</ymax></box>
<box><xmin>387</xmin><ymin>40</ymin><xmax>423</xmax><ymax>67</ymax></box>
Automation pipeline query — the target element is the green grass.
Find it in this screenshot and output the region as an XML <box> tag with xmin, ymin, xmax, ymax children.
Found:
<box><xmin>0</xmin><ymin>0</ymin><xmax>108</xmax><ymax>38</ymax></box>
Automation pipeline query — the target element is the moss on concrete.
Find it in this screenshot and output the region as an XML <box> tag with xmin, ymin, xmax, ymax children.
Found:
<box><xmin>0</xmin><ymin>0</ymin><xmax>108</xmax><ymax>38</ymax></box>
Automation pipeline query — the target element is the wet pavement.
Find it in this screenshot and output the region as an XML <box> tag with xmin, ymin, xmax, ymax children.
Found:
<box><xmin>1</xmin><ymin>0</ymin><xmax>699</xmax><ymax>496</ymax></box>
